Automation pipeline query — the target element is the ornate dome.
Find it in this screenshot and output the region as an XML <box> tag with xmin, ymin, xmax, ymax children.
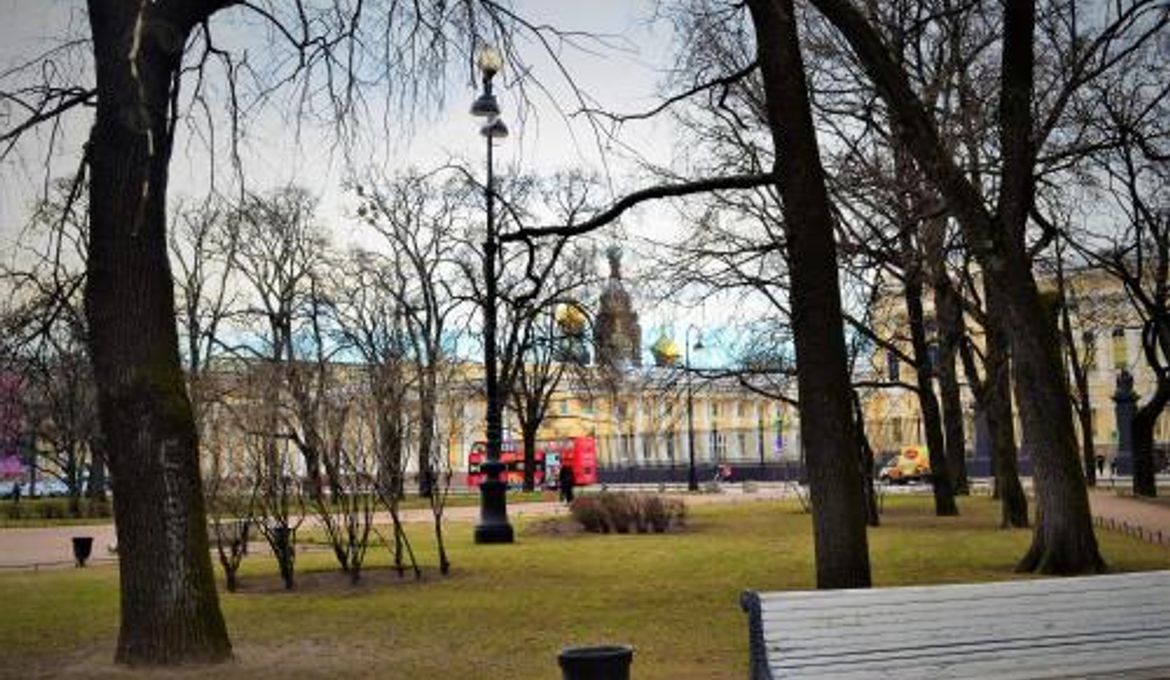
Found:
<box><xmin>594</xmin><ymin>245</ymin><xmax>642</xmax><ymax>369</ymax></box>
<box><xmin>556</xmin><ymin>303</ymin><xmax>588</xmax><ymax>337</ymax></box>
<box><xmin>650</xmin><ymin>331</ymin><xmax>681</xmax><ymax>367</ymax></box>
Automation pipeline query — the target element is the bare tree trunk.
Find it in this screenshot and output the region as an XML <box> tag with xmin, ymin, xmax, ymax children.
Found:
<box><xmin>747</xmin><ymin>0</ymin><xmax>871</xmax><ymax>589</ymax></box>
<box><xmin>985</xmin><ymin>284</ymin><xmax>1029</xmax><ymax>529</ymax></box>
<box><xmin>417</xmin><ymin>373</ymin><xmax>437</xmax><ymax>498</ymax></box>
<box><xmin>933</xmin><ymin>278</ymin><xmax>969</xmax><ymax>495</ymax></box>
<box><xmin>521</xmin><ymin>422</ymin><xmax>539</xmax><ymax>493</ymax></box>
<box><xmin>1131</xmin><ymin>378</ymin><xmax>1168</xmax><ymax>498</ymax></box>
<box><xmin>904</xmin><ymin>254</ymin><xmax>958</xmax><ymax>516</ymax></box>
<box><xmin>1055</xmin><ymin>253</ymin><xmax>1098</xmax><ymax>488</ymax></box>
<box><xmin>1007</xmin><ymin>257</ymin><xmax>1103</xmax><ymax>572</ymax></box>
<box><xmin>88</xmin><ymin>437</ymin><xmax>108</xmax><ymax>500</ymax></box>
<box><xmin>852</xmin><ymin>392</ymin><xmax>880</xmax><ymax>527</ymax></box>
<box><xmin>85</xmin><ymin>1</ymin><xmax>230</xmax><ymax>664</ymax></box>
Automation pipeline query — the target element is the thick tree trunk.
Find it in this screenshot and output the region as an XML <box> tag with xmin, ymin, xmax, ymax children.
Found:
<box><xmin>1004</xmin><ymin>259</ymin><xmax>1104</xmax><ymax>572</ymax></box>
<box><xmin>85</xmin><ymin>2</ymin><xmax>231</xmax><ymax>664</ymax></box>
<box><xmin>747</xmin><ymin>0</ymin><xmax>871</xmax><ymax>589</ymax></box>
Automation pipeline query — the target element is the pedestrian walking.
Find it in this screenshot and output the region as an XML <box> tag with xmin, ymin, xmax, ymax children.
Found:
<box><xmin>559</xmin><ymin>464</ymin><xmax>575</xmax><ymax>504</ymax></box>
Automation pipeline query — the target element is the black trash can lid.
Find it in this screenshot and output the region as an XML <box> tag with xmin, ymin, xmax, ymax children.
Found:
<box><xmin>559</xmin><ymin>644</ymin><xmax>633</xmax><ymax>659</ymax></box>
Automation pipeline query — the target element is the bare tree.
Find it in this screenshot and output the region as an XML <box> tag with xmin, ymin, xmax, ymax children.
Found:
<box><xmin>0</xmin><ymin>185</ymin><xmax>100</xmax><ymax>515</ymax></box>
<box><xmin>169</xmin><ymin>197</ymin><xmax>251</xmax><ymax>588</ymax></box>
<box><xmin>332</xmin><ymin>249</ymin><xmax>418</xmax><ymax>576</ymax></box>
<box><xmin>0</xmin><ymin>0</ymin><xmax>542</xmax><ymax>662</ymax></box>
<box><xmin>1072</xmin><ymin>60</ymin><xmax>1170</xmax><ymax>496</ymax></box>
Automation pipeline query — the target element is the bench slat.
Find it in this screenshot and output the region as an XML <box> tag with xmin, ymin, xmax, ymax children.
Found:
<box><xmin>743</xmin><ymin>571</ymin><xmax>1170</xmax><ymax>680</ymax></box>
<box><xmin>760</xmin><ymin>601</ymin><xmax>1170</xmax><ymax>643</ymax></box>
<box><xmin>767</xmin><ymin>635</ymin><xmax>1170</xmax><ymax>680</ymax></box>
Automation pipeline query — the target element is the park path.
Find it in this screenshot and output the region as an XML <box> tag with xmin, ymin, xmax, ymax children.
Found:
<box><xmin>1088</xmin><ymin>488</ymin><xmax>1170</xmax><ymax>546</ymax></box>
<box><xmin>0</xmin><ymin>483</ymin><xmax>794</xmax><ymax>570</ymax></box>
<box><xmin>5</xmin><ymin>485</ymin><xmax>1164</xmax><ymax>570</ymax></box>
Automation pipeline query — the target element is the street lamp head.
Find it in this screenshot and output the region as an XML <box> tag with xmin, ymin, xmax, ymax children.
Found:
<box><xmin>480</xmin><ymin>116</ymin><xmax>509</xmax><ymax>139</ymax></box>
<box><xmin>693</xmin><ymin>333</ymin><xmax>706</xmax><ymax>352</ymax></box>
<box><xmin>476</xmin><ymin>44</ymin><xmax>504</xmax><ymax>79</ymax></box>
<box><xmin>470</xmin><ymin>91</ymin><xmax>500</xmax><ymax>118</ymax></box>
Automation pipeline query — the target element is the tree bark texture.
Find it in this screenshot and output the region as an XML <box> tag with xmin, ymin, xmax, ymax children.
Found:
<box><xmin>85</xmin><ymin>1</ymin><xmax>231</xmax><ymax>664</ymax></box>
<box><xmin>747</xmin><ymin>0</ymin><xmax>871</xmax><ymax>589</ymax></box>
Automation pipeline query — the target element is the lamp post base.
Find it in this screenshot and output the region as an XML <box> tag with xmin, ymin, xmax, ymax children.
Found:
<box><xmin>475</xmin><ymin>469</ymin><xmax>514</xmax><ymax>544</ymax></box>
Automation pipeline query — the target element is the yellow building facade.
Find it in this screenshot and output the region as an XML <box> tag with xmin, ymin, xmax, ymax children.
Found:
<box><xmin>859</xmin><ymin>264</ymin><xmax>1170</xmax><ymax>465</ymax></box>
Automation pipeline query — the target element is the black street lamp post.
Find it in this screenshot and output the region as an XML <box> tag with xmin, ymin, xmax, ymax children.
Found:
<box><xmin>472</xmin><ymin>45</ymin><xmax>514</xmax><ymax>544</ymax></box>
<box><xmin>685</xmin><ymin>325</ymin><xmax>705</xmax><ymax>492</ymax></box>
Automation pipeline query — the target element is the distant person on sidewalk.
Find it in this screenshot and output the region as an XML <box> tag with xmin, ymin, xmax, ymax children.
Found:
<box><xmin>1096</xmin><ymin>454</ymin><xmax>1106</xmax><ymax>477</ymax></box>
<box><xmin>559</xmin><ymin>464</ymin><xmax>575</xmax><ymax>504</ymax></box>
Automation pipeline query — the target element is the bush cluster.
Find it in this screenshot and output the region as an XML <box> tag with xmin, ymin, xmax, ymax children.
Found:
<box><xmin>569</xmin><ymin>492</ymin><xmax>687</xmax><ymax>534</ymax></box>
<box><xmin>1</xmin><ymin>498</ymin><xmax>113</xmax><ymax>521</ymax></box>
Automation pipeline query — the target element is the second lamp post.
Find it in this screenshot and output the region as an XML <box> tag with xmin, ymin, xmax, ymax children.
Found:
<box><xmin>472</xmin><ymin>45</ymin><xmax>514</xmax><ymax>544</ymax></box>
<box><xmin>685</xmin><ymin>326</ymin><xmax>705</xmax><ymax>492</ymax></box>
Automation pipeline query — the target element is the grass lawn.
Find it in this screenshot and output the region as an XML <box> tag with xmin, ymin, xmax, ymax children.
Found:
<box><xmin>2</xmin><ymin>495</ymin><xmax>1168</xmax><ymax>679</ymax></box>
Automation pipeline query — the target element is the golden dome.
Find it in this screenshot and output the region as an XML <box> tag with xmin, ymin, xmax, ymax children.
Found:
<box><xmin>556</xmin><ymin>303</ymin><xmax>588</xmax><ymax>336</ymax></box>
<box><xmin>651</xmin><ymin>332</ymin><xmax>681</xmax><ymax>367</ymax></box>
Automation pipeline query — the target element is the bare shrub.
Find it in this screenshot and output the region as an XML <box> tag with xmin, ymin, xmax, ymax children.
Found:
<box><xmin>570</xmin><ymin>492</ymin><xmax>688</xmax><ymax>535</ymax></box>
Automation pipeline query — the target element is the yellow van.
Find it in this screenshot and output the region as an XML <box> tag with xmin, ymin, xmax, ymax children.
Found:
<box><xmin>879</xmin><ymin>445</ymin><xmax>931</xmax><ymax>484</ymax></box>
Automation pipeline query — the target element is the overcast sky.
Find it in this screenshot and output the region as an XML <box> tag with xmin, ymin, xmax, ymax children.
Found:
<box><xmin>0</xmin><ymin>1</ymin><xmax>758</xmax><ymax>364</ymax></box>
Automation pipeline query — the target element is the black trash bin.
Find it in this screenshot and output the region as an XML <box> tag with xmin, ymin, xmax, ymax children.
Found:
<box><xmin>558</xmin><ymin>645</ymin><xmax>634</xmax><ymax>680</ymax></box>
<box><xmin>71</xmin><ymin>536</ymin><xmax>94</xmax><ymax>567</ymax></box>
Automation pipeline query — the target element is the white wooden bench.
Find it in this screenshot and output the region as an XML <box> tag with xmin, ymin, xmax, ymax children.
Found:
<box><xmin>741</xmin><ymin>570</ymin><xmax>1170</xmax><ymax>679</ymax></box>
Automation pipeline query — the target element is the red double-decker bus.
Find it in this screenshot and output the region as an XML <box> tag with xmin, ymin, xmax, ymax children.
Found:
<box><xmin>466</xmin><ymin>436</ymin><xmax>598</xmax><ymax>489</ymax></box>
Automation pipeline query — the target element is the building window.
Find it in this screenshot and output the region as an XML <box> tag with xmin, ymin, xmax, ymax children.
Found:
<box><xmin>738</xmin><ymin>432</ymin><xmax>747</xmax><ymax>459</ymax></box>
<box><xmin>1112</xmin><ymin>327</ymin><xmax>1127</xmax><ymax>369</ymax></box>
<box><xmin>709</xmin><ymin>401</ymin><xmax>718</xmax><ymax>418</ymax></box>
<box><xmin>583</xmin><ymin>399</ymin><xmax>595</xmax><ymax>415</ymax></box>
<box><xmin>560</xmin><ymin>399</ymin><xmax>570</xmax><ymax>416</ymax></box>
